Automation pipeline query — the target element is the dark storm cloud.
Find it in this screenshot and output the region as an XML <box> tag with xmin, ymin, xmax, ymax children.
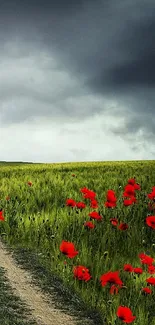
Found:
<box><xmin>0</xmin><ymin>0</ymin><xmax>155</xmax><ymax>141</ymax></box>
<box><xmin>2</xmin><ymin>0</ymin><xmax>155</xmax><ymax>84</ymax></box>
<box><xmin>90</xmin><ymin>19</ymin><xmax>155</xmax><ymax>91</ymax></box>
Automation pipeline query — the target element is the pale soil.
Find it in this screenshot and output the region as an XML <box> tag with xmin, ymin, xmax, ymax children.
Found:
<box><xmin>0</xmin><ymin>240</ymin><xmax>81</xmax><ymax>325</ymax></box>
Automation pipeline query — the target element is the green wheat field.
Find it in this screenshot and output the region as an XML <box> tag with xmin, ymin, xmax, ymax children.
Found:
<box><xmin>0</xmin><ymin>160</ymin><xmax>155</xmax><ymax>325</ymax></box>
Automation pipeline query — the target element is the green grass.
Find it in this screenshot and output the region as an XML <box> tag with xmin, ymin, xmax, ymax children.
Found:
<box><xmin>0</xmin><ymin>160</ymin><xmax>155</xmax><ymax>324</ymax></box>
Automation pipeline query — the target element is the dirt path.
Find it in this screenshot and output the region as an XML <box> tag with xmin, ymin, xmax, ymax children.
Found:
<box><xmin>0</xmin><ymin>240</ymin><xmax>79</xmax><ymax>325</ymax></box>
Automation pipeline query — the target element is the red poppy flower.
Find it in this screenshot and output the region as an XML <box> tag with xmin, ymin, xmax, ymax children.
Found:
<box><xmin>60</xmin><ymin>240</ymin><xmax>78</xmax><ymax>258</ymax></box>
<box><xmin>110</xmin><ymin>218</ymin><xmax>118</xmax><ymax>226</ymax></box>
<box><xmin>104</xmin><ymin>190</ymin><xmax>117</xmax><ymax>208</ymax></box>
<box><xmin>80</xmin><ymin>187</ymin><xmax>89</xmax><ymax>194</ymax></box>
<box><xmin>83</xmin><ymin>190</ymin><xmax>96</xmax><ymax>200</ymax></box>
<box><xmin>84</xmin><ymin>221</ymin><xmax>95</xmax><ymax>229</ymax></box>
<box><xmin>118</xmin><ymin>223</ymin><xmax>128</xmax><ymax>231</ymax></box>
<box><xmin>123</xmin><ymin>197</ymin><xmax>136</xmax><ymax>206</ymax></box>
<box><xmin>123</xmin><ymin>264</ymin><xmax>134</xmax><ymax>272</ymax></box>
<box><xmin>90</xmin><ymin>199</ymin><xmax>98</xmax><ymax>209</ymax></box>
<box><xmin>147</xmin><ymin>190</ymin><xmax>155</xmax><ymax>200</ymax></box>
<box><xmin>127</xmin><ymin>178</ymin><xmax>136</xmax><ymax>186</ymax></box>
<box><xmin>88</xmin><ymin>211</ymin><xmax>102</xmax><ymax>221</ymax></box>
<box><xmin>142</xmin><ymin>287</ymin><xmax>152</xmax><ymax>294</ymax></box>
<box><xmin>139</xmin><ymin>253</ymin><xmax>154</xmax><ymax>266</ymax></box>
<box><xmin>147</xmin><ymin>265</ymin><xmax>155</xmax><ymax>274</ymax></box>
<box><xmin>100</xmin><ymin>270</ymin><xmax>123</xmax><ymax>288</ymax></box>
<box><xmin>73</xmin><ymin>265</ymin><xmax>92</xmax><ymax>282</ymax></box>
<box><xmin>133</xmin><ymin>267</ymin><xmax>143</xmax><ymax>274</ymax></box>
<box><xmin>146</xmin><ymin>277</ymin><xmax>155</xmax><ymax>286</ymax></box>
<box><xmin>76</xmin><ymin>202</ymin><xmax>86</xmax><ymax>209</ymax></box>
<box><xmin>66</xmin><ymin>199</ymin><xmax>77</xmax><ymax>207</ymax></box>
<box><xmin>106</xmin><ymin>190</ymin><xmax>117</xmax><ymax>202</ymax></box>
<box><xmin>105</xmin><ymin>201</ymin><xmax>116</xmax><ymax>208</ymax></box>
<box><xmin>146</xmin><ymin>215</ymin><xmax>155</xmax><ymax>229</ymax></box>
<box><xmin>123</xmin><ymin>184</ymin><xmax>135</xmax><ymax>197</ymax></box>
<box><xmin>0</xmin><ymin>210</ymin><xmax>4</xmax><ymax>221</ymax></box>
<box><xmin>116</xmin><ymin>306</ymin><xmax>136</xmax><ymax>323</ymax></box>
<box><xmin>133</xmin><ymin>183</ymin><xmax>141</xmax><ymax>190</ymax></box>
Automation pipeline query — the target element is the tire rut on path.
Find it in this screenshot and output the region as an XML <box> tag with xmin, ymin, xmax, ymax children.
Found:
<box><xmin>0</xmin><ymin>240</ymin><xmax>79</xmax><ymax>325</ymax></box>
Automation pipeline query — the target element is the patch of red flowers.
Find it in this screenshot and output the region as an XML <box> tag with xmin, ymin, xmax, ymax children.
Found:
<box><xmin>61</xmin><ymin>176</ymin><xmax>155</xmax><ymax>323</ymax></box>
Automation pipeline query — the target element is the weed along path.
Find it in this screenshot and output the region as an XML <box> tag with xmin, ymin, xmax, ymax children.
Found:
<box><xmin>0</xmin><ymin>240</ymin><xmax>79</xmax><ymax>325</ymax></box>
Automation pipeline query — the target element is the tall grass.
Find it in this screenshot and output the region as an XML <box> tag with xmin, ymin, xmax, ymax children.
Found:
<box><xmin>0</xmin><ymin>160</ymin><xmax>155</xmax><ymax>324</ymax></box>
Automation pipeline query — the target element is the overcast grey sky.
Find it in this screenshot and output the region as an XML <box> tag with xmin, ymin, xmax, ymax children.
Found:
<box><xmin>0</xmin><ymin>0</ymin><xmax>155</xmax><ymax>163</ymax></box>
